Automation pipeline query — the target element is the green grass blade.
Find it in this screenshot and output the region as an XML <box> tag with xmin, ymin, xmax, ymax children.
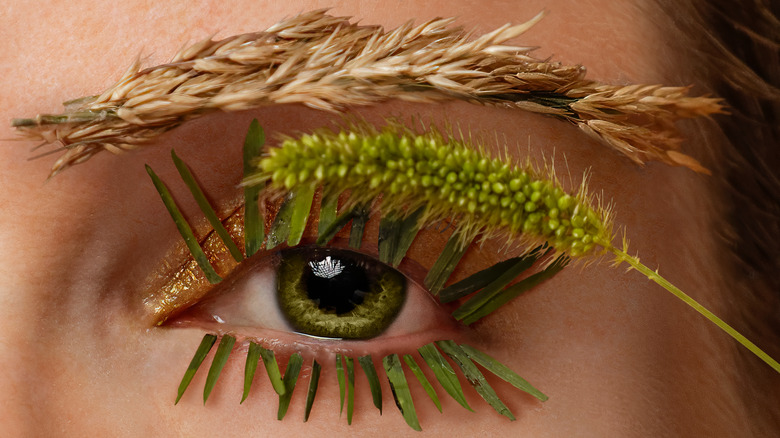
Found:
<box><xmin>175</xmin><ymin>334</ymin><xmax>217</xmax><ymax>404</ymax></box>
<box><xmin>266</xmin><ymin>192</ymin><xmax>295</xmax><ymax>250</ymax></box>
<box><xmin>316</xmin><ymin>207</ymin><xmax>358</xmax><ymax>246</ymax></box>
<box><xmin>451</xmin><ymin>250</ymin><xmax>549</xmax><ymax>322</ymax></box>
<box><xmin>345</xmin><ymin>356</ymin><xmax>355</xmax><ymax>425</ymax></box>
<box><xmin>287</xmin><ymin>185</ymin><xmax>316</xmax><ymax>246</ymax></box>
<box><xmin>172</xmin><ymin>150</ymin><xmax>244</xmax><ymax>263</ymax></box>
<box><xmin>378</xmin><ymin>213</ymin><xmax>401</xmax><ymax>265</ymax></box>
<box><xmin>259</xmin><ymin>347</ymin><xmax>287</xmax><ymax>396</ymax></box>
<box><xmin>277</xmin><ymin>353</ymin><xmax>303</xmax><ymax>420</ymax></box>
<box><xmin>304</xmin><ymin>359</ymin><xmax>322</xmax><ymax>422</ymax></box>
<box><xmin>146</xmin><ymin>165</ymin><xmax>222</xmax><ymax>284</ymax></box>
<box><xmin>358</xmin><ymin>355</ymin><xmax>383</xmax><ymax>413</ymax></box>
<box><xmin>318</xmin><ymin>191</ymin><xmax>339</xmax><ymax>238</ymax></box>
<box><xmin>417</xmin><ymin>343</ymin><xmax>472</xmax><ymax>411</ymax></box>
<box><xmin>203</xmin><ymin>335</ymin><xmax>236</xmax><ymax>404</ymax></box>
<box><xmin>403</xmin><ymin>354</ymin><xmax>442</xmax><ymax>412</ymax></box>
<box><xmin>383</xmin><ymin>354</ymin><xmax>422</xmax><ymax>431</ymax></box>
<box><xmin>460</xmin><ymin>343</ymin><xmax>547</xmax><ymax>401</ymax></box>
<box><xmin>423</xmin><ymin>230</ymin><xmax>473</xmax><ymax>295</ymax></box>
<box><xmin>439</xmin><ymin>244</ymin><xmax>546</xmax><ymax>303</ymax></box>
<box><xmin>435</xmin><ymin>340</ymin><xmax>514</xmax><ymax>421</ymax></box>
<box><xmin>336</xmin><ymin>354</ymin><xmax>346</xmax><ymax>415</ymax></box>
<box><xmin>391</xmin><ymin>207</ymin><xmax>425</xmax><ymax>267</ymax></box>
<box><xmin>458</xmin><ymin>254</ymin><xmax>569</xmax><ymax>325</ymax></box>
<box><xmin>348</xmin><ymin>206</ymin><xmax>369</xmax><ymax>249</ymax></box>
<box><xmin>242</xmin><ymin>341</ymin><xmax>262</xmax><ymax>403</ymax></box>
<box><xmin>243</xmin><ymin>119</ymin><xmax>265</xmax><ymax>257</ymax></box>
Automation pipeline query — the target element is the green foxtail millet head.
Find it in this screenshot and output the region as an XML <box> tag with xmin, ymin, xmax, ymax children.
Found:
<box><xmin>245</xmin><ymin>124</ymin><xmax>614</xmax><ymax>258</ymax></box>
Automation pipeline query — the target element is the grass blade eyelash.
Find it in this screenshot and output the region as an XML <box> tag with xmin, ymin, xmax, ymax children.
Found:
<box><xmin>242</xmin><ymin>120</ymin><xmax>265</xmax><ymax>258</ymax></box>
<box><xmin>336</xmin><ymin>355</ymin><xmax>346</xmax><ymax>416</ymax></box>
<box><xmin>402</xmin><ymin>354</ymin><xmax>442</xmax><ymax>413</ymax></box>
<box><xmin>204</xmin><ymin>334</ymin><xmax>236</xmax><ymax>403</ymax></box>
<box><xmin>303</xmin><ymin>359</ymin><xmax>322</xmax><ymax>422</ymax></box>
<box><xmin>176</xmin><ymin>335</ymin><xmax>537</xmax><ymax>429</ymax></box>
<box><xmin>242</xmin><ymin>342</ymin><xmax>262</xmax><ymax>403</ymax></box>
<box><xmin>146</xmin><ymin>165</ymin><xmax>222</xmax><ymax>284</ymax></box>
<box><xmin>277</xmin><ymin>353</ymin><xmax>304</xmax><ymax>420</ymax></box>
<box><xmin>460</xmin><ymin>344</ymin><xmax>547</xmax><ymax>402</ymax></box>
<box><xmin>358</xmin><ymin>355</ymin><xmax>383</xmax><ymax>414</ymax></box>
<box><xmin>417</xmin><ymin>343</ymin><xmax>473</xmax><ymax>412</ymax></box>
<box><xmin>345</xmin><ymin>356</ymin><xmax>356</xmax><ymax>425</ymax></box>
<box><xmin>383</xmin><ymin>354</ymin><xmax>422</xmax><ymax>431</ymax></box>
<box><xmin>175</xmin><ymin>334</ymin><xmax>216</xmax><ymax>405</ymax></box>
<box><xmin>435</xmin><ymin>340</ymin><xmax>514</xmax><ymax>421</ymax></box>
<box><xmin>172</xmin><ymin>150</ymin><xmax>244</xmax><ymax>263</ymax></box>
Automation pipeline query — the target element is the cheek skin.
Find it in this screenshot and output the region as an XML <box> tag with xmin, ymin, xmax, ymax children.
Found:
<box><xmin>0</xmin><ymin>1</ymin><xmax>755</xmax><ymax>437</ymax></box>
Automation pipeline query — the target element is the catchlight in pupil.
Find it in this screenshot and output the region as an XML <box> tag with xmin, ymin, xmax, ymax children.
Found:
<box><xmin>277</xmin><ymin>247</ymin><xmax>406</xmax><ymax>339</ymax></box>
<box><xmin>306</xmin><ymin>256</ymin><xmax>369</xmax><ymax>313</ymax></box>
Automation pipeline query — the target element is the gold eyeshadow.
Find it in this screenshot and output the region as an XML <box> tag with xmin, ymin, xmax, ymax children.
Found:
<box><xmin>143</xmin><ymin>208</ymin><xmax>245</xmax><ymax>324</ymax></box>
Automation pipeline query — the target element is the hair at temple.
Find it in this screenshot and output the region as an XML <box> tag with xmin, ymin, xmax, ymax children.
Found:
<box><xmin>652</xmin><ymin>0</ymin><xmax>780</xmax><ymax>432</ymax></box>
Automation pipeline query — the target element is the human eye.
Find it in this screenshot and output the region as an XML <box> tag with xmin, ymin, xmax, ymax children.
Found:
<box><xmin>178</xmin><ymin>244</ymin><xmax>455</xmax><ymax>342</ymax></box>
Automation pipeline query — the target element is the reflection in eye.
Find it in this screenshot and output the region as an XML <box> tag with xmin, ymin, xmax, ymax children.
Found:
<box><xmin>179</xmin><ymin>244</ymin><xmax>451</xmax><ymax>342</ymax></box>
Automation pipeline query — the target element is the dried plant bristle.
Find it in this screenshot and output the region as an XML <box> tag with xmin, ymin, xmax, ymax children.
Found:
<box><xmin>12</xmin><ymin>9</ymin><xmax>723</xmax><ymax>177</ymax></box>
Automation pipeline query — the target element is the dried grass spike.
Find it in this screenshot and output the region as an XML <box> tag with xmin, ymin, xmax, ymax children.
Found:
<box><xmin>13</xmin><ymin>10</ymin><xmax>722</xmax><ymax>176</ymax></box>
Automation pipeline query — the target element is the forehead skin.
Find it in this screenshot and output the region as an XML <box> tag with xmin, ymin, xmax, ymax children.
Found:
<box><xmin>0</xmin><ymin>1</ymin><xmax>755</xmax><ymax>437</ymax></box>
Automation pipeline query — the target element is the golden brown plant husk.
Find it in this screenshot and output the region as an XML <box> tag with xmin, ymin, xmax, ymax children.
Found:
<box><xmin>12</xmin><ymin>9</ymin><xmax>723</xmax><ymax>176</ymax></box>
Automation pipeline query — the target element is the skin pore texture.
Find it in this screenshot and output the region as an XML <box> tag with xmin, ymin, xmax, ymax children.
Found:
<box><xmin>0</xmin><ymin>1</ymin><xmax>771</xmax><ymax>437</ymax></box>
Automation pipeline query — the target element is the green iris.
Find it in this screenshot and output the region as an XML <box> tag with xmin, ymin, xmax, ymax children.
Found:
<box><xmin>276</xmin><ymin>247</ymin><xmax>406</xmax><ymax>339</ymax></box>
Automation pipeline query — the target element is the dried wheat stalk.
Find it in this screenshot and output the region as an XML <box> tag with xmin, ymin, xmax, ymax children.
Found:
<box><xmin>12</xmin><ymin>9</ymin><xmax>723</xmax><ymax>176</ymax></box>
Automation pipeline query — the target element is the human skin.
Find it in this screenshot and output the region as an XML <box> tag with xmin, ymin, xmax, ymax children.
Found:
<box><xmin>0</xmin><ymin>0</ymin><xmax>767</xmax><ymax>436</ymax></box>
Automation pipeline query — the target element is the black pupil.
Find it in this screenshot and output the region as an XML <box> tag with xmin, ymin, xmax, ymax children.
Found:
<box><xmin>304</xmin><ymin>255</ymin><xmax>370</xmax><ymax>314</ymax></box>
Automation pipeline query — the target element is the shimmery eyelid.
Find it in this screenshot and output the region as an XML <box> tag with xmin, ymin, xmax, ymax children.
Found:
<box><xmin>142</xmin><ymin>207</ymin><xmax>245</xmax><ymax>324</ymax></box>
